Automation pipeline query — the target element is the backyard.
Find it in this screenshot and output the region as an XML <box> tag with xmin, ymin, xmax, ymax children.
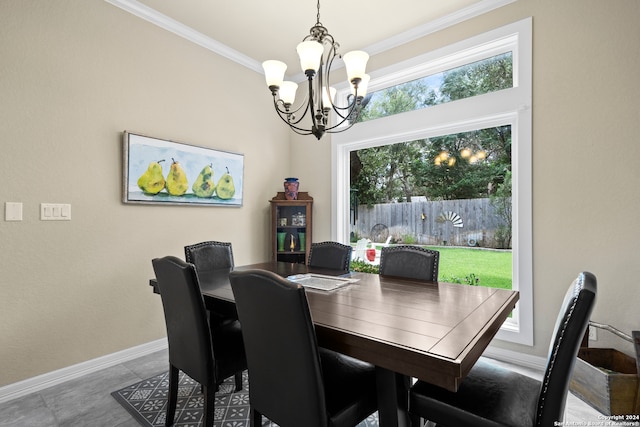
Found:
<box><xmin>351</xmin><ymin>245</ymin><xmax>512</xmax><ymax>290</ymax></box>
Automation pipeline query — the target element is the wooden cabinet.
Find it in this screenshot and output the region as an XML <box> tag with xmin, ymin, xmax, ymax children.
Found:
<box><xmin>269</xmin><ymin>192</ymin><xmax>313</xmax><ymax>264</ymax></box>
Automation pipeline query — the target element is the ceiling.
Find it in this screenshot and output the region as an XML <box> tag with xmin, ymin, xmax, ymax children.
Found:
<box><xmin>106</xmin><ymin>0</ymin><xmax>513</xmax><ymax>77</ymax></box>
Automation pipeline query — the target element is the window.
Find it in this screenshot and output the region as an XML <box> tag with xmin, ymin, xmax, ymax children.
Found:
<box><xmin>359</xmin><ymin>52</ymin><xmax>513</xmax><ymax>122</ymax></box>
<box><xmin>332</xmin><ymin>18</ymin><xmax>532</xmax><ymax>345</ymax></box>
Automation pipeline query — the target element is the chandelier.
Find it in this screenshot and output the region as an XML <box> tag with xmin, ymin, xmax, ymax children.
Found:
<box><xmin>261</xmin><ymin>0</ymin><xmax>370</xmax><ymax>140</ymax></box>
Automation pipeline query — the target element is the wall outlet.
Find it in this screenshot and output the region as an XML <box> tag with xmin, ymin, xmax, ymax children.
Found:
<box><xmin>588</xmin><ymin>327</ymin><xmax>597</xmax><ymax>341</ymax></box>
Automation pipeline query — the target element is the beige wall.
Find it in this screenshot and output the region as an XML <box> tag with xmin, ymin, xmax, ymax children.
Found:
<box><xmin>0</xmin><ymin>0</ymin><xmax>289</xmax><ymax>386</ymax></box>
<box><xmin>297</xmin><ymin>0</ymin><xmax>640</xmax><ymax>359</ymax></box>
<box><xmin>2</xmin><ymin>0</ymin><xmax>640</xmax><ymax>387</ymax></box>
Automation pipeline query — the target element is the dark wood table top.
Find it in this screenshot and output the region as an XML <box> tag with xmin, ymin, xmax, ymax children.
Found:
<box><xmin>185</xmin><ymin>261</ymin><xmax>519</xmax><ymax>392</ymax></box>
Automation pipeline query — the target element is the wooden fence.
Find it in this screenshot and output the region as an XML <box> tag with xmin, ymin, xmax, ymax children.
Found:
<box><xmin>351</xmin><ymin>198</ymin><xmax>510</xmax><ymax>248</ymax></box>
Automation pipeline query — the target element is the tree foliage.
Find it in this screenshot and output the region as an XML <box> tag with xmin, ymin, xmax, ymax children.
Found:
<box><xmin>351</xmin><ymin>53</ymin><xmax>513</xmax><ymax>206</ymax></box>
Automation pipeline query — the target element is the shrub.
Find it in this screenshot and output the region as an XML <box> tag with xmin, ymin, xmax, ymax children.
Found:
<box><xmin>441</xmin><ymin>273</ymin><xmax>480</xmax><ymax>286</ymax></box>
<box><xmin>401</xmin><ymin>234</ymin><xmax>417</xmax><ymax>244</ymax></box>
<box><xmin>350</xmin><ymin>260</ymin><xmax>380</xmax><ymax>274</ymax></box>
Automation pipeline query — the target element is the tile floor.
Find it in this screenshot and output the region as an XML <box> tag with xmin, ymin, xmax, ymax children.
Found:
<box><xmin>0</xmin><ymin>349</ymin><xmax>604</xmax><ymax>427</ymax></box>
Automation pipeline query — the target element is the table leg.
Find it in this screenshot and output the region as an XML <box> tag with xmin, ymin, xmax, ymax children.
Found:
<box><xmin>375</xmin><ymin>367</ymin><xmax>410</xmax><ymax>427</ymax></box>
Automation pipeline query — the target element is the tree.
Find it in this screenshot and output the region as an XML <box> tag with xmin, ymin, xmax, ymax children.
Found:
<box><xmin>440</xmin><ymin>53</ymin><xmax>512</xmax><ymax>103</ymax></box>
<box><xmin>352</xmin><ymin>80</ymin><xmax>433</xmax><ymax>205</ymax></box>
<box><xmin>350</xmin><ymin>53</ymin><xmax>513</xmax><ymax>205</ymax></box>
<box><xmin>490</xmin><ymin>170</ymin><xmax>512</xmax><ymax>248</ymax></box>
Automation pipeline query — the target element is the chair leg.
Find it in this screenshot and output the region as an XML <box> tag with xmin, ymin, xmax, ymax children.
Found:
<box><xmin>409</xmin><ymin>413</ymin><xmax>432</xmax><ymax>427</ymax></box>
<box><xmin>203</xmin><ymin>385</ymin><xmax>215</xmax><ymax>427</ymax></box>
<box><xmin>166</xmin><ymin>365</ymin><xmax>179</xmax><ymax>427</ymax></box>
<box><xmin>249</xmin><ymin>407</ymin><xmax>261</xmax><ymax>427</ymax></box>
<box><xmin>234</xmin><ymin>371</ymin><xmax>243</xmax><ymax>392</ymax></box>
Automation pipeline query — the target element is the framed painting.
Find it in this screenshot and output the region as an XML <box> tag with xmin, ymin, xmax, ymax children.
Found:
<box><xmin>122</xmin><ymin>131</ymin><xmax>244</xmax><ymax>206</ymax></box>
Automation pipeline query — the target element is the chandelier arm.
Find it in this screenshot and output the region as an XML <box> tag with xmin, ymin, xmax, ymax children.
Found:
<box><xmin>273</xmin><ymin>98</ymin><xmax>306</xmax><ymax>117</ymax></box>
<box><xmin>330</xmin><ymin>97</ymin><xmax>359</xmax><ymax>120</ymax></box>
<box><xmin>273</xmin><ymin>98</ymin><xmax>324</xmax><ymax>135</ymax></box>
<box><xmin>324</xmin><ymin>95</ymin><xmax>363</xmax><ymax>133</ymax></box>
<box><xmin>273</xmin><ymin>109</ymin><xmax>316</xmax><ymax>134</ymax></box>
<box><xmin>321</xmin><ymin>42</ymin><xmax>358</xmax><ymax>121</ymax></box>
<box><xmin>323</xmin><ymin>113</ymin><xmax>357</xmax><ymax>133</ymax></box>
<box><xmin>326</xmin><ymin>121</ymin><xmax>356</xmax><ymax>134</ymax></box>
<box><xmin>273</xmin><ymin>108</ymin><xmax>314</xmax><ymax>135</ymax></box>
<box><xmin>272</xmin><ymin>90</ymin><xmax>315</xmax><ymax>128</ymax></box>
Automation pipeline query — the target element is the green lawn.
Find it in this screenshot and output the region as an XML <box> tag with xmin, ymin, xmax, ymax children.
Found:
<box><xmin>352</xmin><ymin>245</ymin><xmax>512</xmax><ymax>289</ymax></box>
<box><xmin>424</xmin><ymin>246</ymin><xmax>512</xmax><ymax>289</ymax></box>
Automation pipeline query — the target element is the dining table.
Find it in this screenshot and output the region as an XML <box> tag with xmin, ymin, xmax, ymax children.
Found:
<box><xmin>150</xmin><ymin>261</ymin><xmax>519</xmax><ymax>427</ymax></box>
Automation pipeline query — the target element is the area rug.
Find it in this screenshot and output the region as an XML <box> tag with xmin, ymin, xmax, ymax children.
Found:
<box><xmin>112</xmin><ymin>370</ymin><xmax>379</xmax><ymax>427</ymax></box>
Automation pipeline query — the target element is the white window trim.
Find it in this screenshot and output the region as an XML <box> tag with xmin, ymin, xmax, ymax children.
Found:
<box><xmin>331</xmin><ymin>18</ymin><xmax>533</xmax><ymax>346</ymax></box>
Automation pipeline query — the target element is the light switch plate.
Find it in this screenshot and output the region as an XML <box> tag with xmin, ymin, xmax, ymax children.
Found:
<box><xmin>41</xmin><ymin>203</ymin><xmax>71</xmax><ymax>221</ymax></box>
<box><xmin>5</xmin><ymin>202</ymin><xmax>23</xmax><ymax>221</ymax></box>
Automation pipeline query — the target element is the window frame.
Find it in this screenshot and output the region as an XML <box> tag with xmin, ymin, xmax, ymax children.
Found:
<box><xmin>331</xmin><ymin>18</ymin><xmax>533</xmax><ymax>346</ymax></box>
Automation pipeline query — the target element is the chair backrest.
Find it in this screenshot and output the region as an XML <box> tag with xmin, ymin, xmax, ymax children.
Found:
<box><xmin>379</xmin><ymin>245</ymin><xmax>440</xmax><ymax>282</ymax></box>
<box><xmin>229</xmin><ymin>269</ymin><xmax>329</xmax><ymax>427</ymax></box>
<box><xmin>184</xmin><ymin>241</ymin><xmax>234</xmax><ymax>273</ymax></box>
<box><xmin>353</xmin><ymin>238</ymin><xmax>370</xmax><ymax>261</ymax></box>
<box><xmin>152</xmin><ymin>256</ymin><xmax>213</xmax><ymax>384</ymax></box>
<box><xmin>308</xmin><ymin>241</ymin><xmax>352</xmax><ymax>273</ymax></box>
<box><xmin>536</xmin><ymin>271</ymin><xmax>597</xmax><ymax>426</ymax></box>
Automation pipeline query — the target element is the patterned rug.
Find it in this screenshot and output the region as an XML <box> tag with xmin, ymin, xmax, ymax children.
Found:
<box><xmin>112</xmin><ymin>370</ymin><xmax>379</xmax><ymax>427</ymax></box>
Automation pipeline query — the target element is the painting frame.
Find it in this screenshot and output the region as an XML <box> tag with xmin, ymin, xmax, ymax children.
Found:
<box><xmin>122</xmin><ymin>131</ymin><xmax>244</xmax><ymax>207</ymax></box>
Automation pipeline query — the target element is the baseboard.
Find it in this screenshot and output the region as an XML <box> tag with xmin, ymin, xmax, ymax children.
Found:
<box><xmin>0</xmin><ymin>339</ymin><xmax>543</xmax><ymax>405</ymax></box>
<box><xmin>0</xmin><ymin>338</ymin><xmax>167</xmax><ymax>404</ymax></box>
<box><xmin>484</xmin><ymin>344</ymin><xmax>547</xmax><ymax>371</ymax></box>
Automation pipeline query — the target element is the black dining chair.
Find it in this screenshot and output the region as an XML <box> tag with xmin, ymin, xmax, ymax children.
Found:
<box><xmin>185</xmin><ymin>241</ymin><xmax>237</xmax><ymax>327</ymax></box>
<box><xmin>307</xmin><ymin>241</ymin><xmax>352</xmax><ymax>274</ymax></box>
<box><xmin>184</xmin><ymin>240</ymin><xmax>234</xmax><ymax>271</ymax></box>
<box><xmin>379</xmin><ymin>245</ymin><xmax>440</xmax><ymax>282</ymax></box>
<box><xmin>408</xmin><ymin>271</ymin><xmax>597</xmax><ymax>427</ymax></box>
<box><xmin>152</xmin><ymin>256</ymin><xmax>247</xmax><ymax>427</ymax></box>
<box><xmin>229</xmin><ymin>269</ymin><xmax>378</xmax><ymax>427</ymax></box>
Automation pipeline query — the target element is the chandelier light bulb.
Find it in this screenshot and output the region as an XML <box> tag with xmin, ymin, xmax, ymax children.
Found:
<box><xmin>279</xmin><ymin>81</ymin><xmax>299</xmax><ymax>106</ymax></box>
<box><xmin>297</xmin><ymin>40</ymin><xmax>324</xmax><ymax>74</ymax></box>
<box><xmin>322</xmin><ymin>86</ymin><xmax>337</xmax><ymax>108</ymax></box>
<box><xmin>262</xmin><ymin>60</ymin><xmax>287</xmax><ymax>90</ymax></box>
<box><xmin>351</xmin><ymin>74</ymin><xmax>370</xmax><ymax>97</ymax></box>
<box><xmin>343</xmin><ymin>50</ymin><xmax>369</xmax><ymax>84</ymax></box>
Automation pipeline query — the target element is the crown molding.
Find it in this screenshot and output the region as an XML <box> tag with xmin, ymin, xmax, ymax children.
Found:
<box><xmin>103</xmin><ymin>0</ymin><xmax>263</xmax><ymax>74</ymax></box>
<box><xmin>363</xmin><ymin>0</ymin><xmax>518</xmax><ymax>57</ymax></box>
<box><xmin>105</xmin><ymin>0</ymin><xmax>517</xmax><ymax>78</ymax></box>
